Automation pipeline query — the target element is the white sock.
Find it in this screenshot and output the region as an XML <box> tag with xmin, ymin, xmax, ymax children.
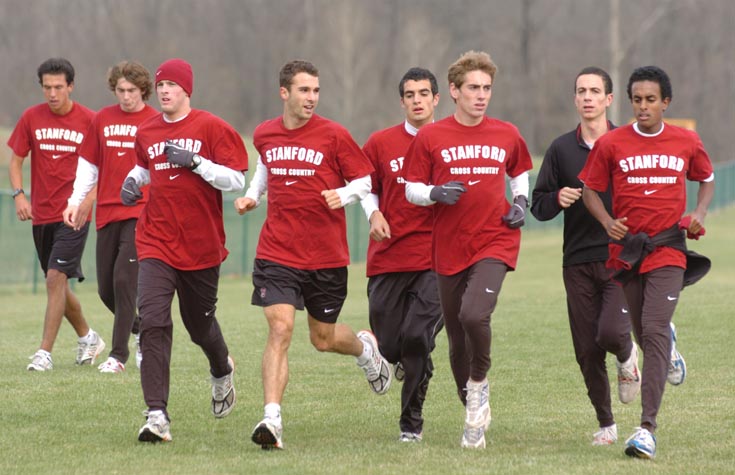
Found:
<box><xmin>79</xmin><ymin>329</ymin><xmax>96</xmax><ymax>343</ymax></box>
<box><xmin>356</xmin><ymin>339</ymin><xmax>372</xmax><ymax>365</ymax></box>
<box><xmin>37</xmin><ymin>349</ymin><xmax>51</xmax><ymax>358</ymax></box>
<box><xmin>467</xmin><ymin>378</ymin><xmax>488</xmax><ymax>389</ymax></box>
<box><xmin>264</xmin><ymin>403</ymin><xmax>281</xmax><ymax>422</ymax></box>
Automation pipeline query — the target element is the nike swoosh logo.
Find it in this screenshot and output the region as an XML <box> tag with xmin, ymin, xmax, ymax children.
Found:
<box><xmin>644</xmin><ymin>189</ymin><xmax>659</xmax><ymax>195</ymax></box>
<box><xmin>169</xmin><ymin>174</ymin><xmax>180</xmax><ymax>180</ymax></box>
<box><xmin>128</xmin><ymin>258</ymin><xmax>137</xmax><ymax>263</ymax></box>
<box><xmin>622</xmin><ymin>308</ymin><xmax>629</xmax><ymax>314</ymax></box>
<box><xmin>469</xmin><ymin>180</ymin><xmax>481</xmax><ymax>186</ymax></box>
<box><xmin>205</xmin><ymin>309</ymin><xmax>214</xmax><ymax>317</ymax></box>
<box><xmin>56</xmin><ymin>258</ymin><xmax>68</xmax><ymax>264</ymax></box>
<box><xmin>667</xmin><ymin>295</ymin><xmax>678</xmax><ymax>301</ymax></box>
<box><xmin>485</xmin><ymin>288</ymin><xmax>495</xmax><ymax>293</ymax></box>
<box><xmin>117</xmin><ymin>151</ymin><xmax>127</xmax><ymax>156</ymax></box>
<box><xmin>285</xmin><ymin>180</ymin><xmax>298</xmax><ymax>186</ymax></box>
<box><xmin>52</xmin><ymin>154</ymin><xmax>62</xmax><ymax>159</ymax></box>
<box><xmin>324</xmin><ymin>308</ymin><xmax>336</xmax><ymax>314</ymax></box>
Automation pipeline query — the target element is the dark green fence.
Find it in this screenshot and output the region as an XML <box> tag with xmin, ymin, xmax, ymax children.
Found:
<box><xmin>2</xmin><ymin>160</ymin><xmax>734</xmax><ymax>288</ymax></box>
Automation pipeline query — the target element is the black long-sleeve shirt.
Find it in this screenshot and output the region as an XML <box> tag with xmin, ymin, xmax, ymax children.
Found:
<box><xmin>531</xmin><ymin>124</ymin><xmax>615</xmax><ymax>267</ymax></box>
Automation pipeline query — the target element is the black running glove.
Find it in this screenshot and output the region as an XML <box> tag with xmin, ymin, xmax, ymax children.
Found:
<box><xmin>164</xmin><ymin>140</ymin><xmax>196</xmax><ymax>168</ymax></box>
<box><xmin>121</xmin><ymin>177</ymin><xmax>142</xmax><ymax>206</ymax></box>
<box><xmin>429</xmin><ymin>181</ymin><xmax>467</xmax><ymax>205</ymax></box>
<box><xmin>502</xmin><ymin>195</ymin><xmax>528</xmax><ymax>228</ymax></box>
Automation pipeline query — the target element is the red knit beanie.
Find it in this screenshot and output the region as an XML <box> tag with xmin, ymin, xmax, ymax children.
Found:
<box><xmin>155</xmin><ymin>58</ymin><xmax>193</xmax><ymax>96</ymax></box>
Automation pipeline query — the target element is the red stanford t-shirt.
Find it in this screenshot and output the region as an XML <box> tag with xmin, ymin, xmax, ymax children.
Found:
<box><xmin>403</xmin><ymin>115</ymin><xmax>533</xmax><ymax>275</ymax></box>
<box><xmin>253</xmin><ymin>114</ymin><xmax>373</xmax><ymax>270</ymax></box>
<box><xmin>79</xmin><ymin>104</ymin><xmax>158</xmax><ymax>230</ymax></box>
<box><xmin>580</xmin><ymin>123</ymin><xmax>714</xmax><ymax>274</ymax></box>
<box><xmin>8</xmin><ymin>102</ymin><xmax>95</xmax><ymax>224</ymax></box>
<box><xmin>134</xmin><ymin>109</ymin><xmax>248</xmax><ymax>270</ymax></box>
<box><xmin>362</xmin><ymin>123</ymin><xmax>432</xmax><ymax>277</ymax></box>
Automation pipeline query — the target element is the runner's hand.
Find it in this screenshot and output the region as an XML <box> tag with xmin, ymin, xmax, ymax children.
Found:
<box><xmin>429</xmin><ymin>181</ymin><xmax>467</xmax><ymax>205</ymax></box>
<box><xmin>121</xmin><ymin>177</ymin><xmax>142</xmax><ymax>206</ymax></box>
<box><xmin>502</xmin><ymin>195</ymin><xmax>528</xmax><ymax>228</ymax></box>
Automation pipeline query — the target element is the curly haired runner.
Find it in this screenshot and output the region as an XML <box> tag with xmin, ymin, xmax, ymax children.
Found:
<box><xmin>64</xmin><ymin>60</ymin><xmax>158</xmax><ymax>374</ymax></box>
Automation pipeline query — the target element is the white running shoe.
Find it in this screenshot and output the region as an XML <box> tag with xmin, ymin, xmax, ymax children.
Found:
<box><xmin>465</xmin><ymin>379</ymin><xmax>491</xmax><ymax>430</ymax></box>
<box><xmin>211</xmin><ymin>356</ymin><xmax>236</xmax><ymax>418</ymax></box>
<box><xmin>98</xmin><ymin>357</ymin><xmax>125</xmax><ymax>373</ymax></box>
<box><xmin>616</xmin><ymin>343</ymin><xmax>641</xmax><ymax>404</ymax></box>
<box><xmin>399</xmin><ymin>431</ymin><xmax>423</xmax><ymax>442</ymax></box>
<box><xmin>592</xmin><ymin>424</ymin><xmax>618</xmax><ymax>446</ymax></box>
<box><xmin>76</xmin><ymin>330</ymin><xmax>105</xmax><ymax>365</ymax></box>
<box><xmin>356</xmin><ymin>330</ymin><xmax>392</xmax><ymax>395</ymax></box>
<box><xmin>27</xmin><ymin>350</ymin><xmax>53</xmax><ymax>371</ymax></box>
<box><xmin>667</xmin><ymin>322</ymin><xmax>686</xmax><ymax>385</ymax></box>
<box><xmin>461</xmin><ymin>425</ymin><xmax>486</xmax><ymax>449</ymax></box>
<box><xmin>251</xmin><ymin>417</ymin><xmax>283</xmax><ymax>450</ymax></box>
<box><xmin>138</xmin><ymin>410</ymin><xmax>172</xmax><ymax>442</ymax></box>
<box><xmin>624</xmin><ymin>426</ymin><xmax>656</xmax><ymax>459</ymax></box>
<box><xmin>134</xmin><ymin>333</ymin><xmax>142</xmax><ymax>369</ymax></box>
<box><xmin>461</xmin><ymin>379</ymin><xmax>491</xmax><ymax>449</ymax></box>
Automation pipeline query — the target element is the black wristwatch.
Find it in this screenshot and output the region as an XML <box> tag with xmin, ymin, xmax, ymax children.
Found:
<box><xmin>191</xmin><ymin>155</ymin><xmax>202</xmax><ymax>170</ymax></box>
<box><xmin>12</xmin><ymin>188</ymin><xmax>25</xmax><ymax>199</ymax></box>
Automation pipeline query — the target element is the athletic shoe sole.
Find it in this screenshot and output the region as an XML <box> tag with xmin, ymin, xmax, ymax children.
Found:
<box><xmin>138</xmin><ymin>427</ymin><xmax>171</xmax><ymax>443</ymax></box>
<box><xmin>251</xmin><ymin>422</ymin><xmax>283</xmax><ymax>450</ymax></box>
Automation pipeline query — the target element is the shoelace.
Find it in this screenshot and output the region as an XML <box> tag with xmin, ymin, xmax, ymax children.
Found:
<box><xmin>619</xmin><ymin>364</ymin><xmax>638</xmax><ymax>382</ymax></box>
<box><xmin>367</xmin><ymin>352</ymin><xmax>382</xmax><ymax>380</ymax></box>
<box><xmin>29</xmin><ymin>353</ymin><xmax>51</xmax><ymax>368</ymax></box>
<box><xmin>359</xmin><ymin>341</ymin><xmax>381</xmax><ymax>381</ymax></box>
<box><xmin>143</xmin><ymin>411</ymin><xmax>168</xmax><ymax>429</ymax></box>
<box><xmin>593</xmin><ymin>426</ymin><xmax>617</xmax><ymax>443</ymax></box>
<box><xmin>213</xmin><ymin>375</ymin><xmax>232</xmax><ymax>399</ymax></box>
<box><xmin>466</xmin><ymin>385</ymin><xmax>487</xmax><ymax>416</ymax></box>
<box><xmin>77</xmin><ymin>337</ymin><xmax>98</xmax><ymax>360</ymax></box>
<box><xmin>463</xmin><ymin>426</ymin><xmax>484</xmax><ymax>443</ymax></box>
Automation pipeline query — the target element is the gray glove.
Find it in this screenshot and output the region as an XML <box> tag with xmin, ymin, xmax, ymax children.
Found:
<box><xmin>121</xmin><ymin>177</ymin><xmax>142</xmax><ymax>206</ymax></box>
<box><xmin>164</xmin><ymin>140</ymin><xmax>196</xmax><ymax>168</ymax></box>
<box><xmin>429</xmin><ymin>181</ymin><xmax>467</xmax><ymax>205</ymax></box>
<box><xmin>502</xmin><ymin>195</ymin><xmax>528</xmax><ymax>228</ymax></box>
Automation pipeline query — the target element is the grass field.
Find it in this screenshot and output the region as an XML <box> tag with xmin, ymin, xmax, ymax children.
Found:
<box><xmin>1</xmin><ymin>207</ymin><xmax>734</xmax><ymax>475</ymax></box>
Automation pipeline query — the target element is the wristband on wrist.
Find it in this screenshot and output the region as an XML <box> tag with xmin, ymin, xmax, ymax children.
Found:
<box><xmin>12</xmin><ymin>188</ymin><xmax>25</xmax><ymax>199</ymax></box>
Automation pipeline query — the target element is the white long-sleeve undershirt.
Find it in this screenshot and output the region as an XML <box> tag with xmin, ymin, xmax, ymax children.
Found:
<box><xmin>125</xmin><ymin>164</ymin><xmax>151</xmax><ymax>185</ymax></box>
<box><xmin>123</xmin><ymin>157</ymin><xmax>245</xmax><ymax>193</ymax></box>
<box><xmin>244</xmin><ymin>156</ymin><xmax>371</xmax><ymax>208</ymax></box>
<box><xmin>509</xmin><ymin>171</ymin><xmax>529</xmax><ymax>199</ymax></box>
<box><xmin>405</xmin><ymin>181</ymin><xmax>435</xmax><ymax>206</ymax></box>
<box><xmin>193</xmin><ymin>155</ymin><xmax>245</xmax><ymax>192</ymax></box>
<box><xmin>335</xmin><ymin>175</ymin><xmax>371</xmax><ymax>206</ymax></box>
<box><xmin>243</xmin><ymin>156</ymin><xmax>268</xmax><ymax>206</ymax></box>
<box><xmin>68</xmin><ymin>157</ymin><xmax>98</xmax><ymax>206</ymax></box>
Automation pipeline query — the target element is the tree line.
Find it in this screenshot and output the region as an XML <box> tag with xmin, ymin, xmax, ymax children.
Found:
<box><xmin>1</xmin><ymin>0</ymin><xmax>732</xmax><ymax>162</ymax></box>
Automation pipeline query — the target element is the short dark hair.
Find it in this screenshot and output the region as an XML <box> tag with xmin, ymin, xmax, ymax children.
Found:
<box><xmin>399</xmin><ymin>67</ymin><xmax>439</xmax><ymax>97</ymax></box>
<box><xmin>575</xmin><ymin>66</ymin><xmax>612</xmax><ymax>95</ymax></box>
<box><xmin>37</xmin><ymin>58</ymin><xmax>75</xmax><ymax>85</ymax></box>
<box><xmin>279</xmin><ymin>60</ymin><xmax>319</xmax><ymax>90</ymax></box>
<box><xmin>107</xmin><ymin>61</ymin><xmax>153</xmax><ymax>101</ymax></box>
<box><xmin>627</xmin><ymin>66</ymin><xmax>672</xmax><ymax>101</ymax></box>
